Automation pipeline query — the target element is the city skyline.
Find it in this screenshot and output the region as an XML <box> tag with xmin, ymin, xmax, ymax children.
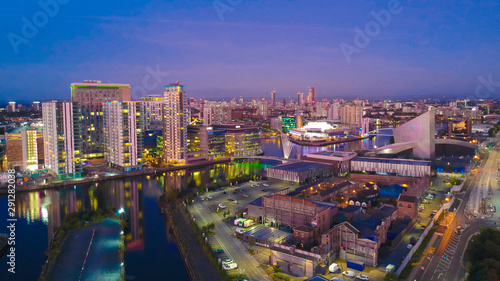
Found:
<box><xmin>1</xmin><ymin>0</ymin><xmax>499</xmax><ymax>102</ymax></box>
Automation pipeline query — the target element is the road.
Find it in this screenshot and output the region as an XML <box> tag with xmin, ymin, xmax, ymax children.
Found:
<box><xmin>188</xmin><ymin>180</ymin><xmax>291</xmax><ymax>280</ymax></box>
<box><xmin>416</xmin><ymin>138</ymin><xmax>500</xmax><ymax>281</ymax></box>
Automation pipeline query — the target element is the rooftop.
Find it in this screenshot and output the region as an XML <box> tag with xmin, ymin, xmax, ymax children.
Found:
<box><xmin>398</xmin><ymin>194</ymin><xmax>418</xmax><ymax>203</ymax></box>
<box><xmin>243</xmin><ymin>225</ymin><xmax>293</xmax><ymax>243</ymax></box>
<box><xmin>270</xmin><ymin>161</ymin><xmax>331</xmax><ymax>173</ymax></box>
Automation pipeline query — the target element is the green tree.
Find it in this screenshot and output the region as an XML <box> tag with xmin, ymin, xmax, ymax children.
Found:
<box><xmin>384</xmin><ymin>271</ymin><xmax>398</xmax><ymax>281</ymax></box>
<box><xmin>466</xmin><ymin>228</ymin><xmax>500</xmax><ymax>281</ymax></box>
<box><xmin>273</xmin><ymin>263</ymin><xmax>283</xmax><ymax>273</ymax></box>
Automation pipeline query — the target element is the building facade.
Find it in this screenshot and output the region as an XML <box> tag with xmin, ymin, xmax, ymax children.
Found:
<box><xmin>6</xmin><ymin>129</ymin><xmax>44</xmax><ymax>171</ymax></box>
<box><xmin>140</xmin><ymin>96</ymin><xmax>163</xmax><ymax>131</ymax></box>
<box><xmin>351</xmin><ymin>157</ymin><xmax>431</xmax><ymax>177</ymax></box>
<box><xmin>71</xmin><ymin>80</ymin><xmax>131</xmax><ymax>158</ymax></box>
<box><xmin>42</xmin><ymin>101</ymin><xmax>83</xmax><ymax>179</ymax></box>
<box><xmin>103</xmin><ymin>101</ymin><xmax>144</xmax><ymax>171</ymax></box>
<box><xmin>162</xmin><ymin>82</ymin><xmax>188</xmax><ymax>164</ymax></box>
<box><xmin>187</xmin><ymin>125</ymin><xmax>226</xmax><ymax>163</ymax></box>
<box><xmin>212</xmin><ymin>124</ymin><xmax>260</xmax><ymax>157</ymax></box>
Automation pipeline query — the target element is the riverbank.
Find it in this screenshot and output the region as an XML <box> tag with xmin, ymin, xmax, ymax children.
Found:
<box><xmin>290</xmin><ymin>136</ymin><xmax>369</xmax><ymax>146</ymax></box>
<box><xmin>0</xmin><ymin>158</ymin><xmax>231</xmax><ymax>195</ymax></box>
<box><xmin>159</xmin><ymin>195</ymin><xmax>223</xmax><ymax>281</ymax></box>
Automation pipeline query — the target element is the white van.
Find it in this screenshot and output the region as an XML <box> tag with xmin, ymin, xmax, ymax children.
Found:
<box><xmin>329</xmin><ymin>263</ymin><xmax>340</xmax><ymax>273</ymax></box>
<box><xmin>235</xmin><ymin>228</ymin><xmax>245</xmax><ymax>235</ymax></box>
<box><xmin>223</xmin><ymin>262</ymin><xmax>238</xmax><ymax>270</ymax></box>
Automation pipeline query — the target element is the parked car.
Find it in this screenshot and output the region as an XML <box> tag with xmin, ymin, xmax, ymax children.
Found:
<box><xmin>214</xmin><ymin>248</ymin><xmax>224</xmax><ymax>253</ymax></box>
<box><xmin>233</xmin><ymin>200</ymin><xmax>238</xmax><ymax>204</ymax></box>
<box><xmin>429</xmin><ymin>213</ymin><xmax>436</xmax><ymax>218</ymax></box>
<box><xmin>223</xmin><ymin>191</ymin><xmax>227</xmax><ymax>194</ymax></box>
<box><xmin>356</xmin><ymin>275</ymin><xmax>369</xmax><ymax>280</ymax></box>
<box><xmin>207</xmin><ymin>195</ymin><xmax>213</xmax><ymax>200</ymax></box>
<box><xmin>228</xmin><ymin>198</ymin><xmax>233</xmax><ymax>201</ymax></box>
<box><xmin>243</xmin><ymin>194</ymin><xmax>250</xmax><ymax>197</ymax></box>
<box><xmin>222</xmin><ymin>259</ymin><xmax>233</xmax><ymax>265</ymax></box>
<box><xmin>343</xmin><ymin>271</ymin><xmax>355</xmax><ymax>278</ymax></box>
<box><xmin>218</xmin><ymin>203</ymin><xmax>226</xmax><ymax>209</ymax></box>
<box><xmin>407</xmin><ymin>244</ymin><xmax>413</xmax><ymax>250</ymax></box>
<box><xmin>263</xmin><ymin>183</ymin><xmax>269</xmax><ymax>186</ymax></box>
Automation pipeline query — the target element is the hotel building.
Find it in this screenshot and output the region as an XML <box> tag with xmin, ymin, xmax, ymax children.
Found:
<box><xmin>6</xmin><ymin>129</ymin><xmax>44</xmax><ymax>171</ymax></box>
<box><xmin>103</xmin><ymin>101</ymin><xmax>144</xmax><ymax>171</ymax></box>
<box><xmin>42</xmin><ymin>101</ymin><xmax>83</xmax><ymax>179</ymax></box>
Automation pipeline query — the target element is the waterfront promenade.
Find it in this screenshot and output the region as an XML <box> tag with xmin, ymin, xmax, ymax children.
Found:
<box><xmin>0</xmin><ymin>158</ymin><xmax>231</xmax><ymax>195</ymax></box>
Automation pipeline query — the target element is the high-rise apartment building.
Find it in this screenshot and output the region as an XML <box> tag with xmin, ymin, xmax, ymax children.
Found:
<box><xmin>162</xmin><ymin>82</ymin><xmax>188</xmax><ymax>164</ymax></box>
<box><xmin>71</xmin><ymin>80</ymin><xmax>131</xmax><ymax>159</ymax></box>
<box><xmin>103</xmin><ymin>101</ymin><xmax>144</xmax><ymax>171</ymax></box>
<box><xmin>257</xmin><ymin>99</ymin><xmax>268</xmax><ymax>117</ymax></box>
<box><xmin>42</xmin><ymin>101</ymin><xmax>83</xmax><ymax>179</ymax></box>
<box><xmin>339</xmin><ymin>102</ymin><xmax>363</xmax><ymax>128</ymax></box>
<box><xmin>140</xmin><ymin>96</ymin><xmax>163</xmax><ymax>131</ymax></box>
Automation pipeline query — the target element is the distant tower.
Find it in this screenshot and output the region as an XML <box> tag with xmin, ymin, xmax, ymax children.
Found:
<box><xmin>297</xmin><ymin>93</ymin><xmax>304</xmax><ymax>106</ymax></box>
<box><xmin>271</xmin><ymin>91</ymin><xmax>276</xmax><ymax>107</ymax></box>
<box><xmin>309</xmin><ymin>87</ymin><xmax>316</xmax><ymax>104</ymax></box>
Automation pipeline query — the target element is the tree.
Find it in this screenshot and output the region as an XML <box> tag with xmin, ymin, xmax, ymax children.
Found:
<box><xmin>384</xmin><ymin>271</ymin><xmax>398</xmax><ymax>281</ymax></box>
<box><xmin>273</xmin><ymin>263</ymin><xmax>283</xmax><ymax>273</ymax></box>
<box><xmin>466</xmin><ymin>228</ymin><xmax>500</xmax><ymax>281</ymax></box>
<box><xmin>488</xmin><ymin>128</ymin><xmax>497</xmax><ymax>137</ymax></box>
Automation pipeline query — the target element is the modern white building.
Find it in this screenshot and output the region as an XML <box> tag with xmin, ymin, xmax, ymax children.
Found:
<box><xmin>42</xmin><ymin>101</ymin><xmax>83</xmax><ymax>179</ymax></box>
<box><xmin>351</xmin><ymin>157</ymin><xmax>431</xmax><ymax>177</ymax></box>
<box><xmin>393</xmin><ymin>108</ymin><xmax>436</xmax><ymax>159</ymax></box>
<box><xmin>162</xmin><ymin>82</ymin><xmax>188</xmax><ymax>164</ymax></box>
<box><xmin>103</xmin><ymin>101</ymin><xmax>143</xmax><ymax>171</ymax></box>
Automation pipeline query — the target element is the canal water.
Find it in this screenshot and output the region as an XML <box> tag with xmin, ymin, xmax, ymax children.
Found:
<box><xmin>0</xmin><ymin>160</ymin><xmax>265</xmax><ymax>281</ymax></box>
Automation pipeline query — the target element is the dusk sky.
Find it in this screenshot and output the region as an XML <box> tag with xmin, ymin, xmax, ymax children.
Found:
<box><xmin>1</xmin><ymin>0</ymin><xmax>499</xmax><ymax>103</ymax></box>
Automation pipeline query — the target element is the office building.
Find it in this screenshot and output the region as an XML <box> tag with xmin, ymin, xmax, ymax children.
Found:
<box><xmin>42</xmin><ymin>101</ymin><xmax>83</xmax><ymax>179</ymax></box>
<box><xmin>265</xmin><ymin>161</ymin><xmax>334</xmax><ymax>183</ymax></box>
<box><xmin>71</xmin><ymin>80</ymin><xmax>131</xmax><ymax>159</ymax></box>
<box><xmin>103</xmin><ymin>101</ymin><xmax>144</xmax><ymax>171</ymax></box>
<box><xmin>33</xmin><ymin>101</ymin><xmax>40</xmax><ymax>111</ymax></box>
<box><xmin>162</xmin><ymin>82</ymin><xmax>188</xmax><ymax>164</ymax></box>
<box><xmin>140</xmin><ymin>96</ymin><xmax>163</xmax><ymax>131</ymax></box>
<box><xmin>213</xmin><ymin>124</ymin><xmax>260</xmax><ymax>157</ymax></box>
<box><xmin>187</xmin><ymin>125</ymin><xmax>225</xmax><ymax>163</ymax></box>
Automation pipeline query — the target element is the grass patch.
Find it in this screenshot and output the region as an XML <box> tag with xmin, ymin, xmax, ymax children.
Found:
<box><xmin>272</xmin><ymin>273</ymin><xmax>291</xmax><ymax>281</ymax></box>
<box><xmin>248</xmin><ymin>248</ymin><xmax>255</xmax><ymax>255</ymax></box>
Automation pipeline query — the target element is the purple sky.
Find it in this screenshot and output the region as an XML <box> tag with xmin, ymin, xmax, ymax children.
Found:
<box><xmin>1</xmin><ymin>0</ymin><xmax>499</xmax><ymax>102</ymax></box>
